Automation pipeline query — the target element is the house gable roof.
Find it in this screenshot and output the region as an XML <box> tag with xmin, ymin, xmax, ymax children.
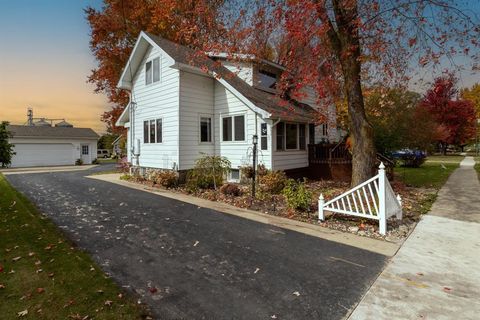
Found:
<box><xmin>7</xmin><ymin>125</ymin><xmax>99</xmax><ymax>140</ymax></box>
<box><xmin>117</xmin><ymin>31</ymin><xmax>319</xmax><ymax>123</ymax></box>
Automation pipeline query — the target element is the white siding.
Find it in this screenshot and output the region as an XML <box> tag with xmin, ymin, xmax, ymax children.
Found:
<box><xmin>220</xmin><ymin>61</ymin><xmax>253</xmax><ymax>85</ymax></box>
<box><xmin>130</xmin><ymin>46</ymin><xmax>180</xmax><ymax>169</ymax></box>
<box><xmin>298</xmin><ymin>86</ymin><xmax>339</xmax><ymax>143</ymax></box>
<box><xmin>271</xmin><ymin>124</ymin><xmax>309</xmax><ymax>171</ymax></box>
<box><xmin>214</xmin><ymin>82</ymin><xmax>272</xmax><ymax>169</ymax></box>
<box><xmin>178</xmin><ymin>71</ymin><xmax>215</xmax><ymax>170</ymax></box>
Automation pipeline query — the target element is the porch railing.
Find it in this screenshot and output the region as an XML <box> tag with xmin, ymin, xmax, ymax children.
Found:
<box><xmin>318</xmin><ymin>163</ymin><xmax>402</xmax><ymax>235</ymax></box>
<box><xmin>308</xmin><ymin>143</ymin><xmax>351</xmax><ymax>164</ymax></box>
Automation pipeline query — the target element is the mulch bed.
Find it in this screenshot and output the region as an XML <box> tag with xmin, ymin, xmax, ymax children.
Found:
<box><xmin>123</xmin><ymin>176</ymin><xmax>434</xmax><ymax>243</ymax></box>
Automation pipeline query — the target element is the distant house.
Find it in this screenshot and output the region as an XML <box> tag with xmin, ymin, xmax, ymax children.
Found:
<box><xmin>115</xmin><ymin>31</ymin><xmax>338</xmax><ymax>180</ymax></box>
<box><xmin>7</xmin><ymin>123</ymin><xmax>99</xmax><ymax>168</ymax></box>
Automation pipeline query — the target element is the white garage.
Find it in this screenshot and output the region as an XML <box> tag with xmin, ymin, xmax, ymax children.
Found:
<box><xmin>7</xmin><ymin>125</ymin><xmax>99</xmax><ymax>168</ymax></box>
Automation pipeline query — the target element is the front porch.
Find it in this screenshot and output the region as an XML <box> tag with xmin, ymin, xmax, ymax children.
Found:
<box><xmin>285</xmin><ymin>143</ymin><xmax>353</xmax><ymax>181</ymax></box>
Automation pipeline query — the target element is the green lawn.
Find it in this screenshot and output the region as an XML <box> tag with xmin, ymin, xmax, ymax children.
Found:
<box><xmin>424</xmin><ymin>155</ymin><xmax>465</xmax><ymax>163</ymax></box>
<box><xmin>0</xmin><ymin>174</ymin><xmax>148</xmax><ymax>319</ymax></box>
<box><xmin>394</xmin><ymin>156</ymin><xmax>462</xmax><ymax>189</ymax></box>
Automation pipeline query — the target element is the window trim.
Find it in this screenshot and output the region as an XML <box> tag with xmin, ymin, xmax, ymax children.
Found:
<box><xmin>143</xmin><ymin>117</ymin><xmax>163</xmax><ymax>144</ymax></box>
<box><xmin>199</xmin><ymin>114</ymin><xmax>213</xmax><ymax>144</ymax></box>
<box><xmin>221</xmin><ymin>113</ymin><xmax>247</xmax><ymax>143</ymax></box>
<box><xmin>275</xmin><ymin>122</ymin><xmax>308</xmax><ymax>152</ymax></box>
<box><xmin>81</xmin><ymin>145</ymin><xmax>89</xmax><ymax>155</ymax></box>
<box><xmin>227</xmin><ymin>168</ymin><xmax>241</xmax><ymax>182</ymax></box>
<box><xmin>145</xmin><ymin>56</ymin><xmax>161</xmax><ymax>86</ymax></box>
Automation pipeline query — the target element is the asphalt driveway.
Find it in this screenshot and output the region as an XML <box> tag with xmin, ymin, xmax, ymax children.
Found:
<box><xmin>5</xmin><ymin>165</ymin><xmax>387</xmax><ymax>319</ymax></box>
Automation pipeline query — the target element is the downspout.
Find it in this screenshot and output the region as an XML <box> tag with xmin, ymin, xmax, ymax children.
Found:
<box><xmin>127</xmin><ymin>90</ymin><xmax>139</xmax><ymax>167</ymax></box>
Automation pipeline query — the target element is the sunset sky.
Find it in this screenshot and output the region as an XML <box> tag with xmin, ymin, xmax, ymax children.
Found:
<box><xmin>0</xmin><ymin>0</ymin><xmax>107</xmax><ymax>133</ymax></box>
<box><xmin>0</xmin><ymin>1</ymin><xmax>479</xmax><ymax>135</ymax></box>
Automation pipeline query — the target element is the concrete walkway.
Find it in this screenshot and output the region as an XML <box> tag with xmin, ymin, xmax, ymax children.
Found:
<box><xmin>0</xmin><ymin>164</ymin><xmax>98</xmax><ymax>175</ymax></box>
<box><xmin>349</xmin><ymin>157</ymin><xmax>480</xmax><ymax>319</ymax></box>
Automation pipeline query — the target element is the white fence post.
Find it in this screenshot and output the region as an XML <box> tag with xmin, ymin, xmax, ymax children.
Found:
<box><xmin>378</xmin><ymin>162</ymin><xmax>387</xmax><ymax>235</ymax></box>
<box><xmin>396</xmin><ymin>194</ymin><xmax>403</xmax><ymax>220</ymax></box>
<box><xmin>318</xmin><ymin>194</ymin><xmax>325</xmax><ymax>221</ymax></box>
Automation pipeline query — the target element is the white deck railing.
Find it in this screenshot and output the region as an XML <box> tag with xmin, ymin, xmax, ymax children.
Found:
<box><xmin>318</xmin><ymin>163</ymin><xmax>402</xmax><ymax>235</ymax></box>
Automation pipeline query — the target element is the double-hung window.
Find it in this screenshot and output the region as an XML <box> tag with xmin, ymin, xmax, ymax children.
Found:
<box><xmin>276</xmin><ymin>122</ymin><xmax>307</xmax><ymax>151</ymax></box>
<box><xmin>145</xmin><ymin>57</ymin><xmax>160</xmax><ymax>85</ymax></box>
<box><xmin>222</xmin><ymin>115</ymin><xmax>245</xmax><ymax>142</ymax></box>
<box><xmin>200</xmin><ymin>117</ymin><xmax>212</xmax><ymax>143</ymax></box>
<box><xmin>143</xmin><ymin>118</ymin><xmax>163</xmax><ymax>143</ymax></box>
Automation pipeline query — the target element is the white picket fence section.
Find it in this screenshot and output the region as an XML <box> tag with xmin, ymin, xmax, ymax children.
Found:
<box><xmin>318</xmin><ymin>163</ymin><xmax>402</xmax><ymax>235</ymax></box>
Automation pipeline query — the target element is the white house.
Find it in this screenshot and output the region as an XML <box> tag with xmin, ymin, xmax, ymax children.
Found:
<box><xmin>7</xmin><ymin>124</ymin><xmax>99</xmax><ymax>168</ymax></box>
<box><xmin>116</xmin><ymin>31</ymin><xmax>338</xmax><ymax>179</ymax></box>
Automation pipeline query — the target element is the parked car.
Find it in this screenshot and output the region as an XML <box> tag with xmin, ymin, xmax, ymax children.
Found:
<box><xmin>391</xmin><ymin>149</ymin><xmax>426</xmax><ymax>167</ymax></box>
<box><xmin>97</xmin><ymin>149</ymin><xmax>111</xmax><ymax>158</ymax></box>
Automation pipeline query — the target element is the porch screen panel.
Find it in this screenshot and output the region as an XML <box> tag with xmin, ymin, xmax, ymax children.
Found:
<box><xmin>286</xmin><ymin>123</ymin><xmax>298</xmax><ymax>149</ymax></box>
<box><xmin>299</xmin><ymin>124</ymin><xmax>306</xmax><ymax>150</ymax></box>
<box><xmin>276</xmin><ymin>122</ymin><xmax>284</xmax><ymax>150</ymax></box>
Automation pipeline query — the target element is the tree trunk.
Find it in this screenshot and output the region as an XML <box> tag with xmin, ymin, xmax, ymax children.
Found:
<box><xmin>344</xmin><ymin>64</ymin><xmax>377</xmax><ymax>186</ymax></box>
<box><xmin>326</xmin><ymin>0</ymin><xmax>377</xmax><ymax>186</ymax></box>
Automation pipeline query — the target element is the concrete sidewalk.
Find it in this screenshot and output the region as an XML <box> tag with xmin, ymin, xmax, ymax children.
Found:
<box><xmin>349</xmin><ymin>157</ymin><xmax>480</xmax><ymax>319</ymax></box>
<box><xmin>0</xmin><ymin>164</ymin><xmax>98</xmax><ymax>175</ymax></box>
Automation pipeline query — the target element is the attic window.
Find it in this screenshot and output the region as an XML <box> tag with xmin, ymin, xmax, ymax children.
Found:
<box><xmin>146</xmin><ymin>57</ymin><xmax>160</xmax><ymax>85</ymax></box>
<box><xmin>258</xmin><ymin>69</ymin><xmax>277</xmax><ymax>89</ymax></box>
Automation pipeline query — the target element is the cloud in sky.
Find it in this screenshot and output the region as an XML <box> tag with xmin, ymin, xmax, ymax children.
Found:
<box><xmin>0</xmin><ymin>0</ymin><xmax>109</xmax><ymax>133</ymax></box>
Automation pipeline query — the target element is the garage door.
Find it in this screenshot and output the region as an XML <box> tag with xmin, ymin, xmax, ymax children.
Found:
<box><xmin>11</xmin><ymin>143</ymin><xmax>74</xmax><ymax>168</ymax></box>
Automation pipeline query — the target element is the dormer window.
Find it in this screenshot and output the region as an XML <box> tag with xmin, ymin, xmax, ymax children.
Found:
<box><xmin>145</xmin><ymin>57</ymin><xmax>160</xmax><ymax>85</ymax></box>
<box><xmin>258</xmin><ymin>69</ymin><xmax>277</xmax><ymax>89</ymax></box>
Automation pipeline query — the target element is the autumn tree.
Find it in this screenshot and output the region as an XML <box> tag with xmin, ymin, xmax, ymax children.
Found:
<box><xmin>86</xmin><ymin>0</ymin><xmax>226</xmax><ymax>133</ymax></box>
<box><xmin>0</xmin><ymin>122</ymin><xmax>15</xmax><ymax>168</ymax></box>
<box><xmin>420</xmin><ymin>75</ymin><xmax>477</xmax><ymax>153</ymax></box>
<box><xmin>364</xmin><ymin>88</ymin><xmax>437</xmax><ymax>153</ymax></box>
<box><xmin>460</xmin><ymin>83</ymin><xmax>480</xmax><ymax>118</ymax></box>
<box><xmin>87</xmin><ymin>0</ymin><xmax>480</xmax><ymax>184</ymax></box>
<box><xmin>227</xmin><ymin>0</ymin><xmax>480</xmax><ymax>185</ymax></box>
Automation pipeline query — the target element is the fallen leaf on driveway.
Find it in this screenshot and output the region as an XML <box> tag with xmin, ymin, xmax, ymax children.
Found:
<box><xmin>292</xmin><ymin>291</ymin><xmax>300</xmax><ymax>296</ymax></box>
<box><xmin>443</xmin><ymin>287</ymin><xmax>452</xmax><ymax>293</ymax></box>
<box><xmin>17</xmin><ymin>310</ymin><xmax>28</xmax><ymax>317</ymax></box>
<box><xmin>149</xmin><ymin>287</ymin><xmax>158</xmax><ymax>294</ymax></box>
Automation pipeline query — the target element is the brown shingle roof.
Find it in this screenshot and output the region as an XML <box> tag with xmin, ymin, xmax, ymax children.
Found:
<box><xmin>144</xmin><ymin>32</ymin><xmax>319</xmax><ymax>122</ymax></box>
<box><xmin>7</xmin><ymin>125</ymin><xmax>99</xmax><ymax>139</ymax></box>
